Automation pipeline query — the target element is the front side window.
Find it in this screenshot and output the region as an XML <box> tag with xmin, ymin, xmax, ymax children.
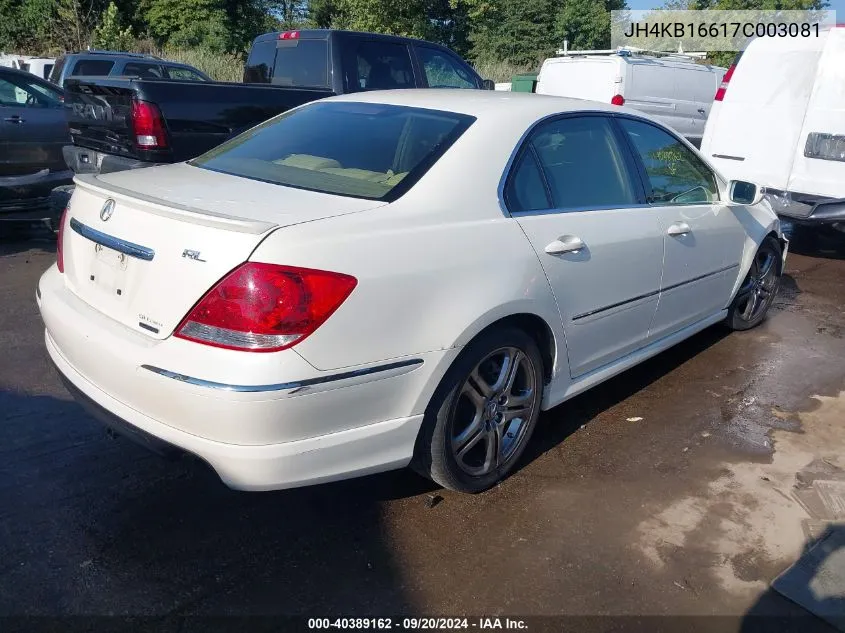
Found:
<box><xmin>70</xmin><ymin>59</ymin><xmax>115</xmax><ymax>76</ymax></box>
<box><xmin>166</xmin><ymin>66</ymin><xmax>206</xmax><ymax>81</ymax></box>
<box><xmin>619</xmin><ymin>118</ymin><xmax>718</xmax><ymax>205</ymax></box>
<box><xmin>521</xmin><ymin>116</ymin><xmax>638</xmax><ymax>211</ymax></box>
<box><xmin>343</xmin><ymin>40</ymin><xmax>414</xmax><ymax>92</ymax></box>
<box><xmin>192</xmin><ymin>101</ymin><xmax>474</xmax><ymax>201</ymax></box>
<box><xmin>0</xmin><ymin>75</ymin><xmax>62</xmax><ymax>108</ymax></box>
<box><xmin>417</xmin><ymin>47</ymin><xmax>477</xmax><ymax>89</ymax></box>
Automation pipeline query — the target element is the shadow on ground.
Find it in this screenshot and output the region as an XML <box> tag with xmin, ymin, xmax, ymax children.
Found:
<box><xmin>0</xmin><ymin>387</ymin><xmax>428</xmax><ymax>616</ymax></box>
<box><xmin>741</xmin><ymin>524</ymin><xmax>845</xmax><ymax>633</ymax></box>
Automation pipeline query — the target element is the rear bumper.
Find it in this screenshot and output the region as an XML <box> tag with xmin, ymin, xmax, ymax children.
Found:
<box><xmin>37</xmin><ymin>265</ymin><xmax>451</xmax><ymax>490</ymax></box>
<box><xmin>63</xmin><ymin>145</ymin><xmax>161</xmax><ymax>175</ymax></box>
<box><xmin>765</xmin><ymin>189</ymin><xmax>845</xmax><ymax>226</ymax></box>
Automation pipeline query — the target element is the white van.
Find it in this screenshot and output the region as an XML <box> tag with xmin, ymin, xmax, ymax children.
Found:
<box><xmin>21</xmin><ymin>58</ymin><xmax>56</xmax><ymax>81</ymax></box>
<box><xmin>536</xmin><ymin>51</ymin><xmax>725</xmax><ymax>145</ymax></box>
<box><xmin>701</xmin><ymin>28</ymin><xmax>845</xmax><ymax>232</ymax></box>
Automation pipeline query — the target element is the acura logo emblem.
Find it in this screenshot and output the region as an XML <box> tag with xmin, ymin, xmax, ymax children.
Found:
<box><xmin>100</xmin><ymin>199</ymin><xmax>115</xmax><ymax>222</ymax></box>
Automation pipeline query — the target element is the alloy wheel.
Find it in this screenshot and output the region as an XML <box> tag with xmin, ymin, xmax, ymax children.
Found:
<box><xmin>450</xmin><ymin>347</ymin><xmax>539</xmax><ymax>477</ymax></box>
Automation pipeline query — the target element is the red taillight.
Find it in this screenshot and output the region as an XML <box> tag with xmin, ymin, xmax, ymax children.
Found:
<box><xmin>56</xmin><ymin>206</ymin><xmax>68</xmax><ymax>273</ymax></box>
<box><xmin>278</xmin><ymin>31</ymin><xmax>300</xmax><ymax>39</ymax></box>
<box><xmin>611</xmin><ymin>94</ymin><xmax>625</xmax><ymax>106</ymax></box>
<box><xmin>131</xmin><ymin>99</ymin><xmax>168</xmax><ymax>149</ymax></box>
<box><xmin>714</xmin><ymin>64</ymin><xmax>736</xmax><ymax>102</ymax></box>
<box><xmin>175</xmin><ymin>263</ymin><xmax>357</xmax><ymax>352</ymax></box>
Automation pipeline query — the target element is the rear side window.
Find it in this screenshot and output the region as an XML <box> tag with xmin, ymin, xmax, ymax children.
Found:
<box><xmin>505</xmin><ymin>151</ymin><xmax>550</xmax><ymax>212</ymax></box>
<box><xmin>417</xmin><ymin>47</ymin><xmax>477</xmax><ymax>89</ymax></box>
<box><xmin>70</xmin><ymin>59</ymin><xmax>115</xmax><ymax>76</ymax></box>
<box><xmin>273</xmin><ymin>39</ymin><xmax>328</xmax><ymax>88</ymax></box>
<box><xmin>123</xmin><ymin>62</ymin><xmax>164</xmax><ymax>78</ymax></box>
<box><xmin>619</xmin><ymin>118</ymin><xmax>718</xmax><ymax>204</ymax></box>
<box><xmin>342</xmin><ymin>40</ymin><xmax>414</xmax><ymax>92</ymax></box>
<box><xmin>525</xmin><ymin>116</ymin><xmax>637</xmax><ymax>211</ymax></box>
<box><xmin>192</xmin><ymin>101</ymin><xmax>474</xmax><ymax>201</ymax></box>
<box><xmin>244</xmin><ymin>40</ymin><xmax>275</xmax><ymax>83</ymax></box>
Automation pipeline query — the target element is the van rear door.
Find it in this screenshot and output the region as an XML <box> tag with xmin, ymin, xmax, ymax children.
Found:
<box><xmin>788</xmin><ymin>27</ymin><xmax>845</xmax><ymax>199</ymax></box>
<box><xmin>536</xmin><ymin>57</ymin><xmax>619</xmax><ymax>103</ymax></box>
<box><xmin>701</xmin><ymin>36</ymin><xmax>821</xmax><ymax>189</ymax></box>
<box><xmin>626</xmin><ymin>59</ymin><xmax>688</xmax><ymax>137</ymax></box>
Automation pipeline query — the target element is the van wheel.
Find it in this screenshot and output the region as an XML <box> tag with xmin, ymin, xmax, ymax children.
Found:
<box><xmin>414</xmin><ymin>327</ymin><xmax>544</xmax><ymax>493</ymax></box>
<box><xmin>725</xmin><ymin>236</ymin><xmax>782</xmax><ymax>331</ymax></box>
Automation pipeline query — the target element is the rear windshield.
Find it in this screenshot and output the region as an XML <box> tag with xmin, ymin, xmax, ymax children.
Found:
<box><xmin>272</xmin><ymin>39</ymin><xmax>329</xmax><ymax>88</ymax></box>
<box><xmin>192</xmin><ymin>101</ymin><xmax>475</xmax><ymax>201</ymax></box>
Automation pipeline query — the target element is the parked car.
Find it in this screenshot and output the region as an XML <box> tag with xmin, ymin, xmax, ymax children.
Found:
<box><xmin>61</xmin><ymin>30</ymin><xmax>493</xmax><ymax>177</ymax></box>
<box><xmin>20</xmin><ymin>57</ymin><xmax>56</xmax><ymax>81</ymax></box>
<box><xmin>701</xmin><ymin>27</ymin><xmax>845</xmax><ymax>233</ymax></box>
<box><xmin>536</xmin><ymin>50</ymin><xmax>725</xmax><ymax>146</ymax></box>
<box><xmin>39</xmin><ymin>91</ymin><xmax>785</xmax><ymax>493</ymax></box>
<box><xmin>48</xmin><ymin>50</ymin><xmax>210</xmax><ymax>88</ymax></box>
<box><xmin>0</xmin><ymin>66</ymin><xmax>71</xmax><ymax>219</ymax></box>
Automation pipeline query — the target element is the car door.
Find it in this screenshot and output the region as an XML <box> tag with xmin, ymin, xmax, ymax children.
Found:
<box><xmin>675</xmin><ymin>64</ymin><xmax>721</xmax><ymax>145</ymax></box>
<box><xmin>0</xmin><ymin>72</ymin><xmax>68</xmax><ymax>176</ymax></box>
<box><xmin>616</xmin><ymin>116</ymin><xmax>745</xmax><ymax>341</ymax></box>
<box><xmin>505</xmin><ymin>114</ymin><xmax>665</xmax><ymax>378</ymax></box>
<box><xmin>626</xmin><ymin>60</ymin><xmax>687</xmax><ymax>137</ymax></box>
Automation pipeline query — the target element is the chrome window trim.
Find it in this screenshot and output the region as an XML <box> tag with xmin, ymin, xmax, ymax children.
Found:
<box><xmin>498</xmin><ymin>110</ymin><xmax>649</xmax><ymax>217</ymax></box>
<box><xmin>69</xmin><ymin>217</ymin><xmax>155</xmax><ymax>261</ymax></box>
<box><xmin>141</xmin><ymin>358</ymin><xmax>424</xmax><ymax>395</ymax></box>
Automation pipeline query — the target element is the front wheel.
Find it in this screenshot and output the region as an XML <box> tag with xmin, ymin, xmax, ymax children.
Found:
<box><xmin>725</xmin><ymin>236</ymin><xmax>782</xmax><ymax>331</ymax></box>
<box><xmin>414</xmin><ymin>327</ymin><xmax>544</xmax><ymax>493</ymax></box>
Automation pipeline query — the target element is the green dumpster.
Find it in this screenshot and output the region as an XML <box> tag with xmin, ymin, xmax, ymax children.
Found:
<box><xmin>511</xmin><ymin>73</ymin><xmax>538</xmax><ymax>93</ymax></box>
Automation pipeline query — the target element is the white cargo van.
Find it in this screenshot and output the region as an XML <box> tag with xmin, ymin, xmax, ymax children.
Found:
<box><xmin>701</xmin><ymin>27</ymin><xmax>845</xmax><ymax>232</ymax></box>
<box><xmin>536</xmin><ymin>51</ymin><xmax>725</xmax><ymax>145</ymax></box>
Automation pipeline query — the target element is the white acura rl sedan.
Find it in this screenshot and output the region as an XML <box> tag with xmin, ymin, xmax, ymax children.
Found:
<box><xmin>38</xmin><ymin>90</ymin><xmax>785</xmax><ymax>493</ymax></box>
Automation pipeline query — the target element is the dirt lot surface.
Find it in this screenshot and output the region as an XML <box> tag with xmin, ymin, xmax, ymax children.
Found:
<box><xmin>2</xmin><ymin>225</ymin><xmax>844</xmax><ymax>631</ymax></box>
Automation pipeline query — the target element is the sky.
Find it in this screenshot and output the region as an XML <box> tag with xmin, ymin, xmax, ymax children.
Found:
<box><xmin>625</xmin><ymin>0</ymin><xmax>843</xmax><ymax>16</ymax></box>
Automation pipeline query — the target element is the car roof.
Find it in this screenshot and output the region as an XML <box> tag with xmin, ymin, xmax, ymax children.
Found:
<box><xmin>326</xmin><ymin>89</ymin><xmax>640</xmax><ymax>122</ymax></box>
<box><xmin>254</xmin><ymin>29</ymin><xmax>452</xmax><ymax>47</ymax></box>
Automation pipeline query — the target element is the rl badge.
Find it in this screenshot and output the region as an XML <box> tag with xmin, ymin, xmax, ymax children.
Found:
<box><xmin>99</xmin><ymin>199</ymin><xmax>115</xmax><ymax>222</ymax></box>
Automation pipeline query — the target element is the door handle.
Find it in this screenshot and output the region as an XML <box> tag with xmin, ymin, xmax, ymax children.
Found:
<box><xmin>697</xmin><ymin>108</ymin><xmax>706</xmax><ymax>114</ymax></box>
<box><xmin>667</xmin><ymin>222</ymin><xmax>692</xmax><ymax>237</ymax></box>
<box><xmin>545</xmin><ymin>235</ymin><xmax>585</xmax><ymax>255</ymax></box>
<box><xmin>3</xmin><ymin>116</ymin><xmax>24</xmax><ymax>123</ymax></box>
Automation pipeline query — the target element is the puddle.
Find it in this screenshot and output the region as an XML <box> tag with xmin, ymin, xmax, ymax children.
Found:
<box><xmin>637</xmin><ymin>390</ymin><xmax>845</xmax><ymax>595</ymax></box>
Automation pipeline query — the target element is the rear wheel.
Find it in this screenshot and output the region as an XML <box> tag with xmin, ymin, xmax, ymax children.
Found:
<box><xmin>414</xmin><ymin>327</ymin><xmax>544</xmax><ymax>493</ymax></box>
<box><xmin>725</xmin><ymin>236</ymin><xmax>782</xmax><ymax>331</ymax></box>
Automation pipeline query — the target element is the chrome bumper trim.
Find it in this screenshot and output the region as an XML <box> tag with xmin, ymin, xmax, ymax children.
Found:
<box><xmin>70</xmin><ymin>217</ymin><xmax>155</xmax><ymax>261</ymax></box>
<box><xmin>141</xmin><ymin>358</ymin><xmax>424</xmax><ymax>394</ymax></box>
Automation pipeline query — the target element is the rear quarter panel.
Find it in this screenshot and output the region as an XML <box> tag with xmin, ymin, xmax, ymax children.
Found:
<box><xmin>247</xmin><ymin>120</ymin><xmax>565</xmax><ymax>380</ymax></box>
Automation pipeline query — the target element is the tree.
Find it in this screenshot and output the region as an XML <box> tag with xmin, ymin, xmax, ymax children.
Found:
<box><xmin>92</xmin><ymin>1</ymin><xmax>134</xmax><ymax>50</ymax></box>
<box><xmin>465</xmin><ymin>0</ymin><xmax>559</xmax><ymax>67</ymax></box>
<box><xmin>556</xmin><ymin>0</ymin><xmax>627</xmax><ymax>51</ymax></box>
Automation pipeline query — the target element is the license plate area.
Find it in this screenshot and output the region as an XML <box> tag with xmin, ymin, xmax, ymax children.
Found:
<box><xmin>89</xmin><ymin>243</ymin><xmax>130</xmax><ymax>298</ymax></box>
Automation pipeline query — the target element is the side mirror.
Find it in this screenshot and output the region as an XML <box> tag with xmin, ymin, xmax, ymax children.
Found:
<box><xmin>730</xmin><ymin>180</ymin><xmax>763</xmax><ymax>205</ymax></box>
<box><xmin>481</xmin><ymin>79</ymin><xmax>495</xmax><ymax>91</ymax></box>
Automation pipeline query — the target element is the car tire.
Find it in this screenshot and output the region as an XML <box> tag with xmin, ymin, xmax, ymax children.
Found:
<box><xmin>725</xmin><ymin>236</ymin><xmax>782</xmax><ymax>331</ymax></box>
<box><xmin>413</xmin><ymin>327</ymin><xmax>544</xmax><ymax>493</ymax></box>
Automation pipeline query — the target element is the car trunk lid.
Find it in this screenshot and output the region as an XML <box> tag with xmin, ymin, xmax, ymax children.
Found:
<box><xmin>62</xmin><ymin>163</ymin><xmax>386</xmax><ymax>338</ymax></box>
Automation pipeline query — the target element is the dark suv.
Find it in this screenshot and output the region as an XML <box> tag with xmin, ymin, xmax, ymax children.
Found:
<box><xmin>48</xmin><ymin>51</ymin><xmax>210</xmax><ymax>88</ymax></box>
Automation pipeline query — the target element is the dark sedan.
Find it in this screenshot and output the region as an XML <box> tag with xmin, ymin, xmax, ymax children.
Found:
<box><xmin>0</xmin><ymin>66</ymin><xmax>72</xmax><ymax>223</ymax></box>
